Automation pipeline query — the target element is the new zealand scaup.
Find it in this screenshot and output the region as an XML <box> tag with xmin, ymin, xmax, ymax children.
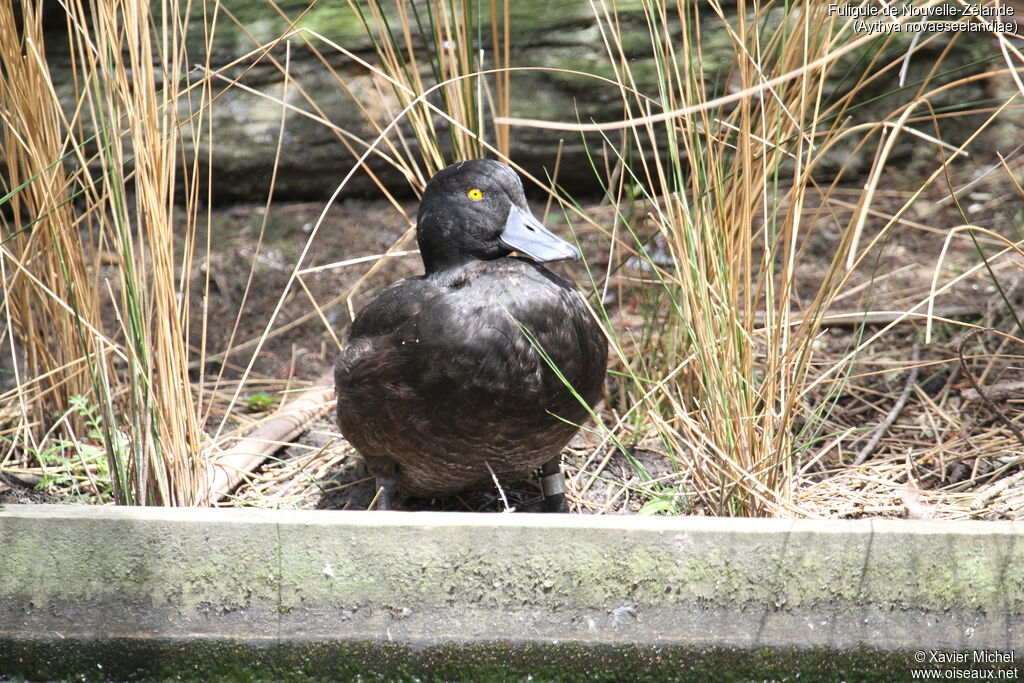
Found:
<box><xmin>335</xmin><ymin>159</ymin><xmax>607</xmax><ymax>510</ymax></box>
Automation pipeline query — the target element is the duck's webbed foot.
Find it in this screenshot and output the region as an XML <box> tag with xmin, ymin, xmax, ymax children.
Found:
<box><xmin>539</xmin><ymin>457</ymin><xmax>567</xmax><ymax>513</ymax></box>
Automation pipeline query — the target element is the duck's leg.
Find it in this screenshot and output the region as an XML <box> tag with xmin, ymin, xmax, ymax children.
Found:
<box><xmin>365</xmin><ymin>458</ymin><xmax>401</xmax><ymax>511</ymax></box>
<box><xmin>539</xmin><ymin>456</ymin><xmax>567</xmax><ymax>512</ymax></box>
<box><xmin>375</xmin><ymin>475</ymin><xmax>398</xmax><ymax>510</ymax></box>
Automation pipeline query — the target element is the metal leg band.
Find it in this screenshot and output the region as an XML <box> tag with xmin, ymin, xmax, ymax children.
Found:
<box><xmin>540</xmin><ymin>471</ymin><xmax>566</xmax><ymax>497</ymax></box>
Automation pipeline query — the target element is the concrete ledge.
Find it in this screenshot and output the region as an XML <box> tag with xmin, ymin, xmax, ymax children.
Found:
<box><xmin>1</xmin><ymin>504</ymin><xmax>1022</xmax><ymax>680</ymax></box>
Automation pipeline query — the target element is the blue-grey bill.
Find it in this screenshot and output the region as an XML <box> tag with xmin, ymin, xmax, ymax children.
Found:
<box><xmin>500</xmin><ymin>204</ymin><xmax>581</xmax><ymax>262</ymax></box>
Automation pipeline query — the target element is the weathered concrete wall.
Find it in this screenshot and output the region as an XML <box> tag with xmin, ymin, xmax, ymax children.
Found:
<box><xmin>1</xmin><ymin>505</ymin><xmax>1022</xmax><ymax>680</ymax></box>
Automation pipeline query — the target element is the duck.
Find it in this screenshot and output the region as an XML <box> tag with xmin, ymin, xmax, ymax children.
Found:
<box><xmin>335</xmin><ymin>159</ymin><xmax>607</xmax><ymax>511</ymax></box>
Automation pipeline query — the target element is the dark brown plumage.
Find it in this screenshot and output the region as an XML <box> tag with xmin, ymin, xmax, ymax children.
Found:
<box><xmin>335</xmin><ymin>159</ymin><xmax>607</xmax><ymax>509</ymax></box>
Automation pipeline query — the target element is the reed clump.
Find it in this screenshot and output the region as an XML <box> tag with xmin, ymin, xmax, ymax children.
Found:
<box><xmin>0</xmin><ymin>0</ymin><xmax>209</xmax><ymax>504</ymax></box>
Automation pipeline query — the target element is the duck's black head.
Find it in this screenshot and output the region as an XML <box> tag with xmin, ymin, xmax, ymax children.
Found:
<box><xmin>416</xmin><ymin>159</ymin><xmax>580</xmax><ymax>278</ymax></box>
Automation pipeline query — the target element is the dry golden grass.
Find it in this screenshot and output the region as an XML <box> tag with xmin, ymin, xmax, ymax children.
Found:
<box><xmin>0</xmin><ymin>0</ymin><xmax>103</xmax><ymax>443</ymax></box>
<box><xmin>0</xmin><ymin>0</ymin><xmax>209</xmax><ymax>504</ymax></box>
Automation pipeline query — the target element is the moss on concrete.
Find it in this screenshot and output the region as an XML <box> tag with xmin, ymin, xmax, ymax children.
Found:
<box><xmin>0</xmin><ymin>637</ymin><xmax>937</xmax><ymax>682</ymax></box>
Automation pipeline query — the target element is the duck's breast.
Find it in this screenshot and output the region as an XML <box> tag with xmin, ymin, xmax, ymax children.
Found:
<box><xmin>410</xmin><ymin>259</ymin><xmax>604</xmax><ymax>411</ymax></box>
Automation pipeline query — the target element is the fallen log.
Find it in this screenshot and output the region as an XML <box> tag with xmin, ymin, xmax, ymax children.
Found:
<box><xmin>199</xmin><ymin>370</ymin><xmax>335</xmax><ymax>504</ymax></box>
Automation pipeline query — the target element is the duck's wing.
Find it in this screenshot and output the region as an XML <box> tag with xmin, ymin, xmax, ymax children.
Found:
<box><xmin>335</xmin><ymin>277</ymin><xmax>439</xmax><ymax>387</ymax></box>
<box><xmin>334</xmin><ymin>278</ymin><xmax>441</xmax><ymax>476</ymax></box>
<box><xmin>335</xmin><ymin>278</ymin><xmax>428</xmax><ymax>389</ymax></box>
<box><xmin>347</xmin><ymin>277</ymin><xmax>436</xmax><ymax>338</ymax></box>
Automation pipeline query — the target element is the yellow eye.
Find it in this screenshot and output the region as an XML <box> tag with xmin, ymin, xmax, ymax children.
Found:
<box><xmin>467</xmin><ymin>188</ymin><xmax>484</xmax><ymax>200</ymax></box>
